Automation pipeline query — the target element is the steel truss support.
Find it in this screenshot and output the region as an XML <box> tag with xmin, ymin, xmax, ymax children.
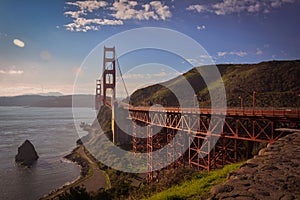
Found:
<box><xmin>147</xmin><ymin>125</ymin><xmax>153</xmax><ymax>182</ymax></box>
<box><xmin>132</xmin><ymin>122</ymin><xmax>147</xmax><ymax>154</ymax></box>
<box><xmin>129</xmin><ymin>110</ymin><xmax>295</xmax><ymax>143</ymax></box>
<box><xmin>166</xmin><ymin>128</ymin><xmax>185</xmax><ymax>169</ymax></box>
<box><xmin>130</xmin><ymin>108</ymin><xmax>298</xmax><ymax>177</ymax></box>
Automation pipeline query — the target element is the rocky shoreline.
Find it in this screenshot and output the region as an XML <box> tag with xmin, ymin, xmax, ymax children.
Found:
<box><xmin>210</xmin><ymin>132</ymin><xmax>300</xmax><ymax>200</ymax></box>
<box><xmin>42</xmin><ymin>143</ymin><xmax>109</xmax><ymax>199</ymax></box>
<box><xmin>41</xmin><ymin>145</ymin><xmax>90</xmax><ymax>199</ymax></box>
<box><xmin>63</xmin><ymin>145</ymin><xmax>90</xmax><ymax>177</ymax></box>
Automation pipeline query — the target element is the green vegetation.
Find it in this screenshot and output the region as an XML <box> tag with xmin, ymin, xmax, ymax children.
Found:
<box><xmin>71</xmin><ymin>60</ymin><xmax>299</xmax><ymax>200</ymax></box>
<box><xmin>92</xmin><ymin>105</ymin><xmax>112</xmax><ymax>136</ymax></box>
<box><xmin>130</xmin><ymin>60</ymin><xmax>300</xmax><ymax>107</ymax></box>
<box><xmin>144</xmin><ymin>162</ymin><xmax>244</xmax><ymax>200</ymax></box>
<box><xmin>58</xmin><ymin>186</ymin><xmax>92</xmax><ymax>200</ymax></box>
<box><xmin>57</xmin><ymin>162</ymin><xmax>243</xmax><ymax>200</ymax></box>
<box><xmin>57</xmin><ymin>170</ymin><xmax>135</xmax><ymax>200</ymax></box>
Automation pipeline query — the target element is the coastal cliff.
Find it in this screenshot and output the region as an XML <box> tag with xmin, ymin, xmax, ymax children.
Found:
<box><xmin>211</xmin><ymin>132</ymin><xmax>300</xmax><ymax>200</ymax></box>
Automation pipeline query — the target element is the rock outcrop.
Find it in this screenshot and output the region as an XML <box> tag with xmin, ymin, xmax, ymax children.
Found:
<box><xmin>210</xmin><ymin>132</ymin><xmax>300</xmax><ymax>200</ymax></box>
<box><xmin>15</xmin><ymin>140</ymin><xmax>39</xmax><ymax>166</ymax></box>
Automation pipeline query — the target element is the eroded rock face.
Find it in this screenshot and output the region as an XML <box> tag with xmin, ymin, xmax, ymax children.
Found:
<box><xmin>211</xmin><ymin>132</ymin><xmax>300</xmax><ymax>200</ymax></box>
<box><xmin>15</xmin><ymin>140</ymin><xmax>39</xmax><ymax>166</ymax></box>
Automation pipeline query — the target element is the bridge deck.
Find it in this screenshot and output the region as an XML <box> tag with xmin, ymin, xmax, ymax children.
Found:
<box><xmin>128</xmin><ymin>106</ymin><xmax>299</xmax><ymax>119</ymax></box>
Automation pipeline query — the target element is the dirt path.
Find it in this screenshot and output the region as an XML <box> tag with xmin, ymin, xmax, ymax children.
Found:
<box><xmin>76</xmin><ymin>145</ymin><xmax>107</xmax><ymax>193</ymax></box>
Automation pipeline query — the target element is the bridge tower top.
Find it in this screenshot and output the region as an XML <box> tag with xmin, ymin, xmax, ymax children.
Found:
<box><xmin>102</xmin><ymin>46</ymin><xmax>116</xmax><ymax>105</ymax></box>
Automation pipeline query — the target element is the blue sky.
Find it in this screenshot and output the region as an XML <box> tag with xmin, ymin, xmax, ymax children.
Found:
<box><xmin>0</xmin><ymin>0</ymin><xmax>299</xmax><ymax>96</ymax></box>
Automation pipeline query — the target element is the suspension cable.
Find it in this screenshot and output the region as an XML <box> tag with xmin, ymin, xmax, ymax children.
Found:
<box><xmin>115</xmin><ymin>53</ymin><xmax>130</xmax><ymax>98</ymax></box>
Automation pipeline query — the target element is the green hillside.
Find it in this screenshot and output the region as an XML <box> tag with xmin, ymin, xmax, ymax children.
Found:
<box><xmin>130</xmin><ymin>60</ymin><xmax>300</xmax><ymax>108</ymax></box>
<box><xmin>80</xmin><ymin>60</ymin><xmax>299</xmax><ymax>199</ymax></box>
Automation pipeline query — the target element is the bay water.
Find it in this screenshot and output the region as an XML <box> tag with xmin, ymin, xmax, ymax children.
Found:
<box><xmin>0</xmin><ymin>107</ymin><xmax>94</xmax><ymax>200</ymax></box>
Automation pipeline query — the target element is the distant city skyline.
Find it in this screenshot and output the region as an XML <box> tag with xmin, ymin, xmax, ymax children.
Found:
<box><xmin>0</xmin><ymin>0</ymin><xmax>299</xmax><ymax>96</ymax></box>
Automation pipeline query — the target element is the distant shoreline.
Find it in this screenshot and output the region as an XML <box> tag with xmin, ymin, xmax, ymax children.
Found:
<box><xmin>0</xmin><ymin>94</ymin><xmax>95</xmax><ymax>108</ymax></box>
<box><xmin>0</xmin><ymin>105</ymin><xmax>93</xmax><ymax>108</ymax></box>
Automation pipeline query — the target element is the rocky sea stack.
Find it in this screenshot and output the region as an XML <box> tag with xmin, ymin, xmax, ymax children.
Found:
<box><xmin>15</xmin><ymin>140</ymin><xmax>39</xmax><ymax>166</ymax></box>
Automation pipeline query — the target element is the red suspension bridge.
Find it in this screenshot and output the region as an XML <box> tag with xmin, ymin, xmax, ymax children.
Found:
<box><xmin>95</xmin><ymin>47</ymin><xmax>300</xmax><ymax>181</ymax></box>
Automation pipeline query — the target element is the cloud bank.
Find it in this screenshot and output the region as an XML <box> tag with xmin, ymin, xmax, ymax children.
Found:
<box><xmin>186</xmin><ymin>0</ymin><xmax>296</xmax><ymax>15</ymax></box>
<box><xmin>218</xmin><ymin>51</ymin><xmax>248</xmax><ymax>57</ymax></box>
<box><xmin>0</xmin><ymin>69</ymin><xmax>24</xmax><ymax>75</ymax></box>
<box><xmin>64</xmin><ymin>0</ymin><xmax>172</xmax><ymax>32</ymax></box>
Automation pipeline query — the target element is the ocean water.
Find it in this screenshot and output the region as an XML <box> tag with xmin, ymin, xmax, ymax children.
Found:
<box><xmin>0</xmin><ymin>107</ymin><xmax>95</xmax><ymax>200</ymax></box>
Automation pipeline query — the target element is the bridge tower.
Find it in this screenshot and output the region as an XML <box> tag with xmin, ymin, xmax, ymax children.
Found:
<box><xmin>95</xmin><ymin>79</ymin><xmax>102</xmax><ymax>110</ymax></box>
<box><xmin>102</xmin><ymin>46</ymin><xmax>116</xmax><ymax>104</ymax></box>
<box><xmin>102</xmin><ymin>46</ymin><xmax>116</xmax><ymax>143</ymax></box>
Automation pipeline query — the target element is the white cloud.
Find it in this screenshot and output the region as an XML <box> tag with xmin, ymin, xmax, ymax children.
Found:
<box><xmin>9</xmin><ymin>70</ymin><xmax>24</xmax><ymax>74</ymax></box>
<box><xmin>187</xmin><ymin>0</ymin><xmax>296</xmax><ymax>15</ymax></box>
<box><xmin>64</xmin><ymin>0</ymin><xmax>121</xmax><ymax>32</ymax></box>
<box><xmin>0</xmin><ymin>69</ymin><xmax>24</xmax><ymax>75</ymax></box>
<box><xmin>186</xmin><ymin>4</ymin><xmax>206</xmax><ymax>13</ymax></box>
<box><xmin>271</xmin><ymin>0</ymin><xmax>286</xmax><ymax>8</ymax></box>
<box><xmin>150</xmin><ymin>1</ymin><xmax>172</xmax><ymax>20</ymax></box>
<box><xmin>13</xmin><ymin>39</ymin><xmax>25</xmax><ymax>48</ymax></box>
<box><xmin>66</xmin><ymin>0</ymin><xmax>108</xmax><ymax>12</ymax></box>
<box><xmin>186</xmin><ymin>58</ymin><xmax>201</xmax><ymax>65</ymax></box>
<box><xmin>65</xmin><ymin>18</ymin><xmax>123</xmax><ymax>32</ymax></box>
<box><xmin>185</xmin><ymin>54</ymin><xmax>215</xmax><ymax>66</ymax></box>
<box><xmin>232</xmin><ymin>51</ymin><xmax>247</xmax><ymax>57</ymax></box>
<box><xmin>199</xmin><ymin>54</ymin><xmax>212</xmax><ymax>59</ymax></box>
<box><xmin>187</xmin><ymin>58</ymin><xmax>211</xmax><ymax>66</ymax></box>
<box><xmin>64</xmin><ymin>0</ymin><xmax>172</xmax><ymax>32</ymax></box>
<box><xmin>212</xmin><ymin>0</ymin><xmax>250</xmax><ymax>15</ymax></box>
<box><xmin>110</xmin><ymin>0</ymin><xmax>147</xmax><ymax>20</ymax></box>
<box><xmin>196</xmin><ymin>25</ymin><xmax>206</xmax><ymax>30</ymax></box>
<box><xmin>256</xmin><ymin>48</ymin><xmax>263</xmax><ymax>55</ymax></box>
<box><xmin>64</xmin><ymin>10</ymin><xmax>86</xmax><ymax>19</ymax></box>
<box><xmin>248</xmin><ymin>3</ymin><xmax>261</xmax><ymax>13</ymax></box>
<box><xmin>217</xmin><ymin>51</ymin><xmax>248</xmax><ymax>57</ymax></box>
<box><xmin>217</xmin><ymin>51</ymin><xmax>227</xmax><ymax>57</ymax></box>
<box><xmin>110</xmin><ymin>0</ymin><xmax>171</xmax><ymax>21</ymax></box>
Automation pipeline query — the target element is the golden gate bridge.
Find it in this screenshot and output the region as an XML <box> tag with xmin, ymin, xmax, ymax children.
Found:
<box><xmin>94</xmin><ymin>46</ymin><xmax>300</xmax><ymax>181</ymax></box>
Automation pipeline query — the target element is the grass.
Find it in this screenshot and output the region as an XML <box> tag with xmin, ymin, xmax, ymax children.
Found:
<box><xmin>144</xmin><ymin>162</ymin><xmax>244</xmax><ymax>200</ymax></box>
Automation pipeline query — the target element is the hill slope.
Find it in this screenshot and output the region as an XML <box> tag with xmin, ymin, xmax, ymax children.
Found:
<box><xmin>130</xmin><ymin>60</ymin><xmax>300</xmax><ymax>107</ymax></box>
